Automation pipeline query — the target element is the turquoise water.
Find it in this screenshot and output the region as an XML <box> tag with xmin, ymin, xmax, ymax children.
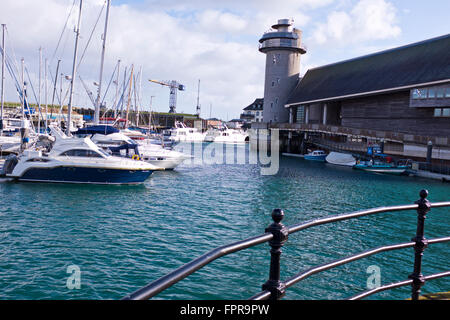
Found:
<box><xmin>0</xmin><ymin>143</ymin><xmax>449</xmax><ymax>300</ymax></box>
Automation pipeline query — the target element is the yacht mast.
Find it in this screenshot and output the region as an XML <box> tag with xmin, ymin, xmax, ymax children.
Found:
<box><xmin>125</xmin><ymin>64</ymin><xmax>134</xmax><ymax>128</ymax></box>
<box><xmin>21</xmin><ymin>58</ymin><xmax>24</xmax><ymax>119</ymax></box>
<box><xmin>196</xmin><ymin>79</ymin><xmax>200</xmax><ymax>116</ymax></box>
<box><xmin>67</xmin><ymin>0</ymin><xmax>83</xmax><ymax>135</ymax></box>
<box><xmin>113</xmin><ymin>59</ymin><xmax>120</xmax><ymax>118</ymax></box>
<box><xmin>38</xmin><ymin>47</ymin><xmax>42</xmax><ymax>133</ymax></box>
<box><xmin>1</xmin><ymin>24</ymin><xmax>5</xmax><ymax>134</ymax></box>
<box><xmin>94</xmin><ymin>0</ymin><xmax>111</xmax><ymax>125</ymax></box>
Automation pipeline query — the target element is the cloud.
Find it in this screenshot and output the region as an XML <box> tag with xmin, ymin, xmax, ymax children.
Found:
<box><xmin>0</xmin><ymin>0</ymin><xmax>405</xmax><ymax>120</ymax></box>
<box><xmin>310</xmin><ymin>0</ymin><xmax>401</xmax><ymax>45</ymax></box>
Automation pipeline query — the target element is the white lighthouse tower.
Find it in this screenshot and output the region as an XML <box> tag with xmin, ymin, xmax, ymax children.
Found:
<box><xmin>259</xmin><ymin>19</ymin><xmax>306</xmax><ymax>123</ymax></box>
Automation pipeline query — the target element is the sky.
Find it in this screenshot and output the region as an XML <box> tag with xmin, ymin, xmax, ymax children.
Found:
<box><xmin>0</xmin><ymin>0</ymin><xmax>449</xmax><ymax>121</ymax></box>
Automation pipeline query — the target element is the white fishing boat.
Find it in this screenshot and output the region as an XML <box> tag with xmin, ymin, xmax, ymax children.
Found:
<box><xmin>325</xmin><ymin>152</ymin><xmax>356</xmax><ymax>167</ymax></box>
<box><xmin>0</xmin><ymin>125</ymin><xmax>162</xmax><ymax>184</ymax></box>
<box><xmin>163</xmin><ymin>121</ymin><xmax>206</xmax><ymax>142</ymax></box>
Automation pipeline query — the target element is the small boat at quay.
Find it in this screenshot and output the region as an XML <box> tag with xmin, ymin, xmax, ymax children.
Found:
<box><xmin>352</xmin><ymin>155</ymin><xmax>410</xmax><ymax>175</ymax></box>
<box><xmin>325</xmin><ymin>152</ymin><xmax>356</xmax><ymax>167</ymax></box>
<box><xmin>0</xmin><ymin>125</ymin><xmax>162</xmax><ymax>184</ymax></box>
<box><xmin>304</xmin><ymin>150</ymin><xmax>327</xmax><ymax>161</ymax></box>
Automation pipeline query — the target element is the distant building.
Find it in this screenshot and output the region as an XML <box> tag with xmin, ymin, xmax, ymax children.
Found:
<box><xmin>206</xmin><ymin>118</ymin><xmax>223</xmax><ymax>129</ymax></box>
<box><xmin>241</xmin><ymin>98</ymin><xmax>264</xmax><ymax>123</ymax></box>
<box><xmin>226</xmin><ymin>119</ymin><xmax>244</xmax><ymax>129</ymax></box>
<box><xmin>254</xmin><ymin>19</ymin><xmax>450</xmax><ymax>164</ymax></box>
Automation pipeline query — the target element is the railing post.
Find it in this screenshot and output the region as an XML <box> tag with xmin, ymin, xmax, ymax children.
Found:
<box><xmin>262</xmin><ymin>209</ymin><xmax>289</xmax><ymax>300</ymax></box>
<box><xmin>408</xmin><ymin>189</ymin><xmax>431</xmax><ymax>300</ymax></box>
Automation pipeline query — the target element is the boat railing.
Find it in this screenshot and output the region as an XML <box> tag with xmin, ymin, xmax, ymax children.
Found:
<box><xmin>122</xmin><ymin>190</ymin><xmax>450</xmax><ymax>300</ymax></box>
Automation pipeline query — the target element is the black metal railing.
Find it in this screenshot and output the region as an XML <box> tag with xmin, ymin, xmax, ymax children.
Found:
<box><xmin>122</xmin><ymin>190</ymin><xmax>450</xmax><ymax>300</ymax></box>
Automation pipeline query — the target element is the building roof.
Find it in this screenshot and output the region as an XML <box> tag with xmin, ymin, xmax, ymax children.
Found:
<box><xmin>243</xmin><ymin>98</ymin><xmax>264</xmax><ymax>111</ymax></box>
<box><xmin>286</xmin><ymin>34</ymin><xmax>450</xmax><ymax>106</ymax></box>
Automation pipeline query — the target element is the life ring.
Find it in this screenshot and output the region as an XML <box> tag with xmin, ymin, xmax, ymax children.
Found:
<box><xmin>132</xmin><ymin>154</ymin><xmax>140</xmax><ymax>161</ymax></box>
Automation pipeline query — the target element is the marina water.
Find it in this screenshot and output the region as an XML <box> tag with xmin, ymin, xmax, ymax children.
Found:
<box><xmin>1</xmin><ymin>143</ymin><xmax>449</xmax><ymax>300</ymax></box>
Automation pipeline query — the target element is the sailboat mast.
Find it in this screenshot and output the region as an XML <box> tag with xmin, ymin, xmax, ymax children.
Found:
<box><xmin>21</xmin><ymin>58</ymin><xmax>25</xmax><ymax>119</ymax></box>
<box><xmin>113</xmin><ymin>59</ymin><xmax>120</xmax><ymax>118</ymax></box>
<box><xmin>45</xmin><ymin>58</ymin><xmax>48</xmax><ymax>131</ymax></box>
<box><xmin>125</xmin><ymin>64</ymin><xmax>134</xmax><ymax>128</ymax></box>
<box><xmin>1</xmin><ymin>24</ymin><xmax>5</xmax><ymax>134</ymax></box>
<box><xmin>67</xmin><ymin>0</ymin><xmax>83</xmax><ymax>135</ymax></box>
<box><xmin>196</xmin><ymin>79</ymin><xmax>200</xmax><ymax>116</ymax></box>
<box><xmin>94</xmin><ymin>0</ymin><xmax>111</xmax><ymax>125</ymax></box>
<box><xmin>38</xmin><ymin>47</ymin><xmax>42</xmax><ymax>133</ymax></box>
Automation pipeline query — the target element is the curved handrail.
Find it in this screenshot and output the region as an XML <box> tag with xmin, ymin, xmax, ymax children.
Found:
<box><xmin>249</xmin><ymin>237</ymin><xmax>450</xmax><ymax>300</ymax></box>
<box><xmin>348</xmin><ymin>271</ymin><xmax>450</xmax><ymax>300</ymax></box>
<box><xmin>122</xmin><ymin>233</ymin><xmax>272</xmax><ymax>300</ymax></box>
<box><xmin>122</xmin><ymin>200</ymin><xmax>450</xmax><ymax>300</ymax></box>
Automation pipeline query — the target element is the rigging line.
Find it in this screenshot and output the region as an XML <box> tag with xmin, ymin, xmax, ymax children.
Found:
<box><xmin>0</xmin><ymin>46</ymin><xmax>20</xmax><ymax>90</ymax></box>
<box><xmin>4</xmin><ymin>26</ymin><xmax>22</xmax><ymax>82</ymax></box>
<box><xmin>76</xmin><ymin>1</ymin><xmax>106</xmax><ymax>70</ymax></box>
<box><xmin>50</xmin><ymin>0</ymin><xmax>77</xmax><ymax>64</ymax></box>
<box><xmin>99</xmin><ymin>62</ymin><xmax>117</xmax><ymax>111</ymax></box>
<box><xmin>47</xmin><ymin>65</ymin><xmax>62</xmax><ymax>106</ymax></box>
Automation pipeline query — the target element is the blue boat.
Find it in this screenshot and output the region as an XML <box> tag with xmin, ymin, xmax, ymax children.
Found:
<box><xmin>353</xmin><ymin>155</ymin><xmax>411</xmax><ymax>175</ymax></box>
<box><xmin>304</xmin><ymin>150</ymin><xmax>328</xmax><ymax>162</ymax></box>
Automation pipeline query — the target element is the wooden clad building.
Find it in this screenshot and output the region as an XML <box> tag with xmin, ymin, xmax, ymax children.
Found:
<box><xmin>277</xmin><ymin>34</ymin><xmax>450</xmax><ymax>162</ymax></box>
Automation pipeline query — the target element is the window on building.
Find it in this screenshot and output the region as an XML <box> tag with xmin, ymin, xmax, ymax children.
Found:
<box><xmin>270</xmin><ymin>102</ymin><xmax>273</xmax><ymax>108</ymax></box>
<box><xmin>434</xmin><ymin>108</ymin><xmax>450</xmax><ymax>117</ymax></box>
<box><xmin>271</xmin><ymin>81</ymin><xmax>275</xmax><ymax>87</ymax></box>
<box><xmin>256</xmin><ymin>111</ymin><xmax>259</xmax><ymax>116</ymax></box>
<box><xmin>419</xmin><ymin>88</ymin><xmax>428</xmax><ymax>99</ymax></box>
<box><xmin>428</xmin><ymin>88</ymin><xmax>436</xmax><ymax>98</ymax></box>
<box><xmin>446</xmin><ymin>88</ymin><xmax>450</xmax><ymax>98</ymax></box>
<box><xmin>296</xmin><ymin>105</ymin><xmax>305</xmax><ymax>124</ymax></box>
<box><xmin>436</xmin><ymin>88</ymin><xmax>444</xmax><ymax>98</ymax></box>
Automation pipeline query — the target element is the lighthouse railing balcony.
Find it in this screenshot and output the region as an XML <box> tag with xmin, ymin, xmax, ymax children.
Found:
<box><xmin>122</xmin><ymin>190</ymin><xmax>450</xmax><ymax>300</ymax></box>
<box><xmin>259</xmin><ymin>39</ymin><xmax>307</xmax><ymax>53</ymax></box>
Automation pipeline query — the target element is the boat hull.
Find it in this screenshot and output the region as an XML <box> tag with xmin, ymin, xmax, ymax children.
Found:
<box><xmin>304</xmin><ymin>155</ymin><xmax>327</xmax><ymax>161</ymax></box>
<box><xmin>14</xmin><ymin>166</ymin><xmax>153</xmax><ymax>184</ymax></box>
<box><xmin>353</xmin><ymin>165</ymin><xmax>407</xmax><ymax>175</ymax></box>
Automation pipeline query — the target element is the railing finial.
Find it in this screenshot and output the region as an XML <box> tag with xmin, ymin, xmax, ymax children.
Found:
<box><xmin>262</xmin><ymin>209</ymin><xmax>289</xmax><ymax>300</ymax></box>
<box><xmin>409</xmin><ymin>189</ymin><xmax>431</xmax><ymax>300</ymax></box>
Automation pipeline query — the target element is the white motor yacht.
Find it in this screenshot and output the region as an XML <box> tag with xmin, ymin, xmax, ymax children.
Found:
<box><xmin>80</xmin><ymin>126</ymin><xmax>191</xmax><ymax>170</ymax></box>
<box><xmin>163</xmin><ymin>121</ymin><xmax>206</xmax><ymax>142</ymax></box>
<box><xmin>205</xmin><ymin>125</ymin><xmax>249</xmax><ymax>143</ymax></box>
<box><xmin>1</xmin><ymin>125</ymin><xmax>162</xmax><ymax>184</ymax></box>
